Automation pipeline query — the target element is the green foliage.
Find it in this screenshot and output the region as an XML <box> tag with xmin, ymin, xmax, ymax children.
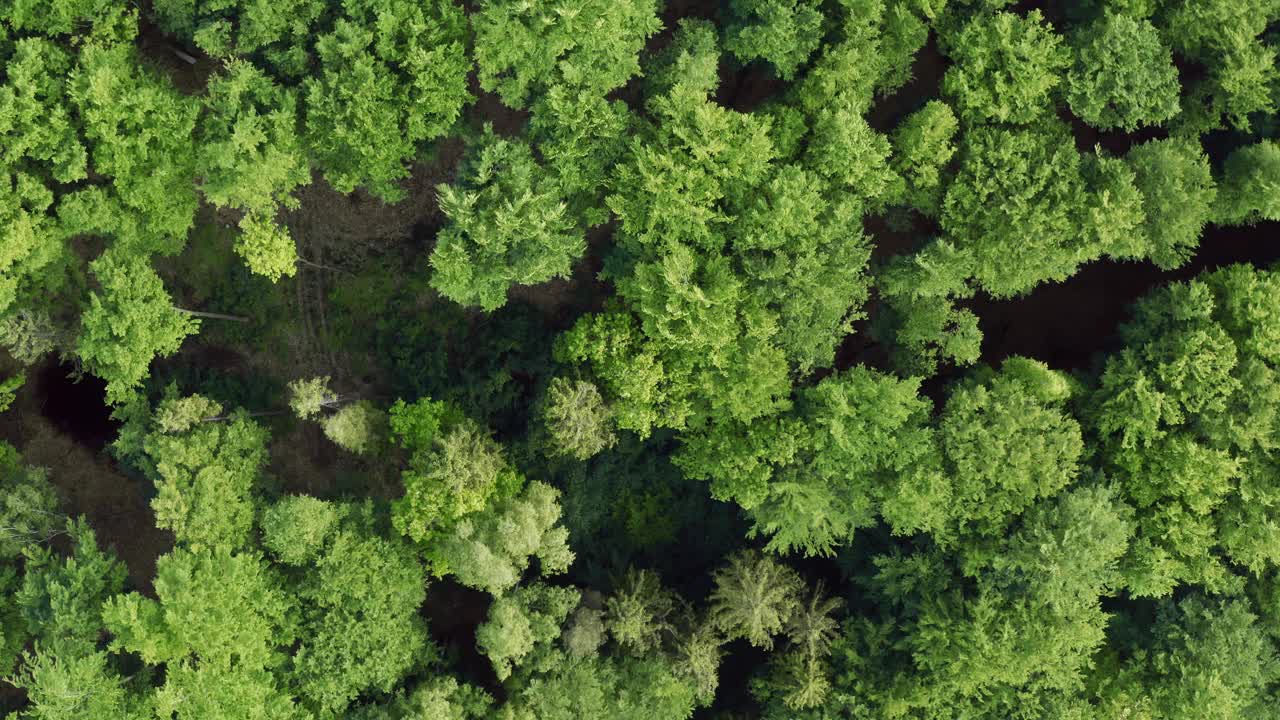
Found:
<box><xmin>303</xmin><ymin>1</ymin><xmax>470</xmax><ymax>201</ymax></box>
<box><xmin>0</xmin><ymin>441</ymin><xmax>61</xmax><ymax>559</ymax></box>
<box><xmin>477</xmin><ymin>582</ymin><xmax>578</xmax><ymax>680</ymax></box>
<box><xmin>151</xmin><ymin>0</ymin><xmax>327</xmax><ymax>66</ymax></box>
<box><xmin>103</xmin><ymin>548</ymin><xmax>299</xmax><ymax>718</ymax></box>
<box><xmin>286</xmin><ymin>506</ymin><xmax>433</xmax><ymax>715</ymax></box>
<box><xmin>941</xmin><ymin>10</ymin><xmax>1071</xmax><ymax>125</ymax></box>
<box><xmin>322</xmin><ymin>400</ymin><xmax>385</xmax><ymax>455</ymax></box>
<box><xmin>8</xmin><ymin>645</ymin><xmax>142</xmax><ymax>720</ymax></box>
<box><xmin>1093</xmin><ymin>595</ymin><xmax>1280</xmax><ymax>718</ymax></box>
<box><xmin>0</xmin><ymin>38</ymin><xmax>79</xmax><ymax>319</ymax></box>
<box><xmin>198</xmin><ymin>61</ymin><xmax>309</xmax><ymax>281</ymax></box>
<box><xmin>1066</xmin><ymin>12</ymin><xmax>1180</xmax><ymax>131</ymax></box>
<box><xmin>0</xmin><ymin>372</ymin><xmax>20</xmax><ymax>412</ymax></box>
<box><xmin>643</xmin><ymin>19</ymin><xmax>721</xmax><ymax>102</ymax></box>
<box><xmin>9</xmin><ymin>3</ymin><xmax>1280</xmax><ymax>718</ymax></box>
<box><xmin>76</xmin><ymin>254</ymin><xmax>199</xmax><ymax>405</ymax></box>
<box><xmin>260</xmin><ymin>495</ymin><xmax>341</xmax><ymax>566</ymax></box>
<box><xmin>796</xmin><ymin>0</ymin><xmax>931</xmax><ymax>114</ymax></box>
<box><xmin>542</xmin><ymin>378</ymin><xmax>617</xmax><ymax>460</ymax></box>
<box><xmin>431</xmin><ymin>129</ymin><xmax>584</xmax><ymax>310</ymax></box>
<box><xmin>1126</xmin><ymin>138</ymin><xmax>1217</xmax><ymax>270</ymax></box>
<box><xmin>938</xmin><ymin>122</ymin><xmax>1088</xmax><ymax>297</ymax></box>
<box><xmin>144</xmin><ymin>405</ymin><xmax>270</xmax><ymax>550</ymax></box>
<box><xmin>65</xmin><ymin>40</ymin><xmax>199</xmax><ymax>253</ymax></box>
<box><xmin>436</xmin><ymin>481</ymin><xmax>574</xmax><ymax>595</ymax></box>
<box><xmin>678</xmin><ymin>367</ymin><xmax>934</xmax><ymax>554</ymax></box>
<box><xmin>1215</xmin><ymin>140</ymin><xmax>1280</xmax><ymax>226</ymax></box>
<box><xmin>497</xmin><ymin>652</ymin><xmax>699</xmax><ymax>720</ymax></box>
<box><xmin>347</xmin><ymin>676</ymin><xmax>492</xmax><ymax>720</ymax></box>
<box><xmin>563</xmin><ymin>604</ymin><xmax>607</xmax><ymax>659</ymax></box>
<box><xmin>392</xmin><ymin>405</ymin><xmax>522</xmax><ymax>550</ymax></box>
<box><xmin>0</xmin><ymin>564</ymin><xmax>23</xmax><ymax>676</ymax></box>
<box><xmin>528</xmin><ymin>87</ymin><xmax>633</xmax><ymax>223</ymax></box>
<box><xmin>605</xmin><ymin>568</ymin><xmax>676</xmax><ymax>654</ymax></box>
<box><xmin>473</xmin><ymin>0</ymin><xmax>661</xmax><ymax>108</ymax></box>
<box><xmin>0</xmin><ymin>310</ymin><xmax>62</xmax><ymax>365</ymax></box>
<box><xmin>1161</xmin><ymin>0</ymin><xmax>1280</xmax><ymax>132</ymax></box>
<box><xmin>724</xmin><ymin>0</ymin><xmax>825</xmax><ymax>80</ymax></box>
<box><xmin>286</xmin><ymin>376</ymin><xmax>336</xmax><ymax>420</ymax></box>
<box><xmin>923</xmin><ymin>357</ymin><xmax>1083</xmax><ymax>541</ymax></box>
<box><xmin>835</xmin><ymin>484</ymin><xmax>1134</xmax><ymax>717</ymax></box>
<box><xmin>890</xmin><ymin>101</ymin><xmax>959</xmax><ymax>216</ymax></box>
<box><xmin>1091</xmin><ymin>265</ymin><xmax>1280</xmax><ymax>596</ymax></box>
<box><xmin>803</xmin><ymin>108</ymin><xmax>901</xmax><ymax>208</ymax></box>
<box><xmin>710</xmin><ymin>550</ymin><xmax>803</xmax><ymax>650</ymax></box>
<box><xmin>16</xmin><ymin>519</ymin><xmax>126</xmax><ymax>653</ymax></box>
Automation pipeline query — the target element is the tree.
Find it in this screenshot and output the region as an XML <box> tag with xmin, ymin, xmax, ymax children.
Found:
<box><xmin>1090</xmin><ymin>266</ymin><xmax>1280</xmax><ymax>596</ymax></box>
<box><xmin>0</xmin><ymin>38</ymin><xmax>81</xmax><ymax>320</ymax></box>
<box><xmin>724</xmin><ymin>0</ymin><xmax>824</xmax><ymax>80</ymax></box>
<box><xmin>1160</xmin><ymin>0</ymin><xmax>1279</xmax><ymax>132</ymax></box>
<box><xmin>287</xmin><ymin>376</ymin><xmax>338</xmax><ymax>420</ymax></box>
<box><xmin>835</xmin><ymin>484</ymin><xmax>1133</xmax><ymax>717</ymax></box>
<box><xmin>303</xmin><ymin>1</ymin><xmax>470</xmax><ymax>201</ymax></box>
<box><xmin>563</xmin><ymin>603</ymin><xmax>607</xmax><ymax>659</ymax></box>
<box><xmin>890</xmin><ymin>101</ymin><xmax>959</xmax><ymax>217</ymax></box>
<box><xmin>0</xmin><ymin>373</ymin><xmax>21</xmax><ymax>413</ymax></box>
<box><xmin>472</xmin><ymin>0</ymin><xmax>661</xmax><ymax>108</ymax></box>
<box><xmin>542</xmin><ymin>378</ymin><xmax>617</xmax><ymax>460</ymax></box>
<box><xmin>773</xmin><ymin>582</ymin><xmax>842</xmax><ymax>709</ymax></box>
<box><xmin>1</xmin><ymin>565</ymin><xmax>24</xmax><ymax>676</ymax></box>
<box><xmin>476</xmin><ymin>582</ymin><xmax>578</xmax><ymax>680</ymax></box>
<box><xmin>1080</xmin><ymin>149</ymin><xmax>1149</xmax><ymax>261</ymax></box>
<box><xmin>1215</xmin><ymin>140</ymin><xmax>1280</xmax><ymax>226</ymax></box>
<box><xmin>76</xmin><ymin>253</ymin><xmax>199</xmax><ymax>404</ymax></box>
<box><xmin>1091</xmin><ymin>595</ymin><xmax>1280</xmax><ymax>718</ymax></box>
<box><xmin>0</xmin><ymin>441</ymin><xmax>61</xmax><ymax>559</ymax></box>
<box><xmin>430</xmin><ymin>129</ymin><xmax>584</xmax><ymax>311</ymax></box>
<box><xmin>102</xmin><ymin>548</ymin><xmax>300</xmax><ymax>720</ymax></box>
<box><xmin>1066</xmin><ymin>12</ymin><xmax>1180</xmax><ymax>131</ymax></box>
<box><xmin>150</xmin><ymin>0</ymin><xmax>326</xmax><ymax>68</ymax></box>
<box><xmin>197</xmin><ymin>61</ymin><xmax>309</xmax><ymax>281</ymax></box>
<box><xmin>284</xmin><ymin>505</ymin><xmax>434</xmax><ymax>716</ymax></box>
<box><xmin>321</xmin><ymin>400</ymin><xmax>385</xmax><ymax>455</ymax></box>
<box><xmin>16</xmin><ymin>519</ymin><xmax>126</xmax><ymax>653</ymax></box>
<box><xmin>66</xmin><ymin>40</ymin><xmax>199</xmax><ymax>253</ymax></box>
<box><xmin>391</xmin><ymin>401</ymin><xmax>522</xmax><ymax>550</ymax></box>
<box><xmin>143</xmin><ymin>400</ymin><xmax>270</xmax><ymax>550</ymax></box>
<box><xmin>260</xmin><ymin>495</ymin><xmax>341</xmax><ymax>566</ymax></box>
<box><xmin>673</xmin><ymin>621</ymin><xmax>723</xmax><ymax>706</ymax></box>
<box><xmin>1126</xmin><ymin>138</ymin><xmax>1217</xmax><ymax>270</ymax></box>
<box><xmin>347</xmin><ymin>676</ymin><xmax>492</xmax><ymax>720</ymax></box>
<box><xmin>605</xmin><ymin>569</ymin><xmax>676</xmax><ymax>654</ymax></box>
<box><xmin>709</xmin><ymin>550</ymin><xmax>803</xmax><ymax>650</ymax></box>
<box><xmin>676</xmin><ymin>367</ymin><xmax>936</xmax><ymax>555</ymax></box>
<box><xmin>941</xmin><ymin>10</ymin><xmax>1071</xmax><ymax>125</ymax></box>
<box><xmin>527</xmin><ymin>87</ymin><xmax>634</xmax><ymax>224</ymax></box>
<box><xmin>795</xmin><ymin>0</ymin><xmax>931</xmax><ymax>115</ymax></box>
<box><xmin>803</xmin><ymin>108</ymin><xmax>901</xmax><ymax>208</ymax></box>
<box><xmin>937</xmin><ymin>122</ymin><xmax>1089</xmax><ymax>298</ymax></box>
<box><xmin>0</xmin><ymin>309</ymin><xmax>64</xmax><ymax>365</ymax></box>
<box><xmin>7</xmin><ymin>645</ymin><xmax>143</xmax><ymax>720</ymax></box>
<box><xmin>922</xmin><ymin>357</ymin><xmax>1084</xmax><ymax>541</ymax></box>
<box><xmin>436</xmin><ymin>481</ymin><xmax>574</xmax><ymax>595</ymax></box>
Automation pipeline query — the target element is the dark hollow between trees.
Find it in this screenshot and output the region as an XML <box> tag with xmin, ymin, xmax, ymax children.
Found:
<box><xmin>37</xmin><ymin>361</ymin><xmax>121</xmax><ymax>452</ymax></box>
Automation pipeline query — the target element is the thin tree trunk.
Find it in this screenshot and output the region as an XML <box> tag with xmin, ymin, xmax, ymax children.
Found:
<box><xmin>200</xmin><ymin>410</ymin><xmax>288</xmax><ymax>423</ymax></box>
<box><xmin>171</xmin><ymin>48</ymin><xmax>198</xmax><ymax>65</ymax></box>
<box><xmin>298</xmin><ymin>257</ymin><xmax>352</xmax><ymax>275</ymax></box>
<box><xmin>174</xmin><ymin>307</ymin><xmax>250</xmax><ymax>322</ymax></box>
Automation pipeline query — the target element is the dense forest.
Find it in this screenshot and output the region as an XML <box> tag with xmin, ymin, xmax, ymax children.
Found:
<box><xmin>2</xmin><ymin>0</ymin><xmax>1280</xmax><ymax>717</ymax></box>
